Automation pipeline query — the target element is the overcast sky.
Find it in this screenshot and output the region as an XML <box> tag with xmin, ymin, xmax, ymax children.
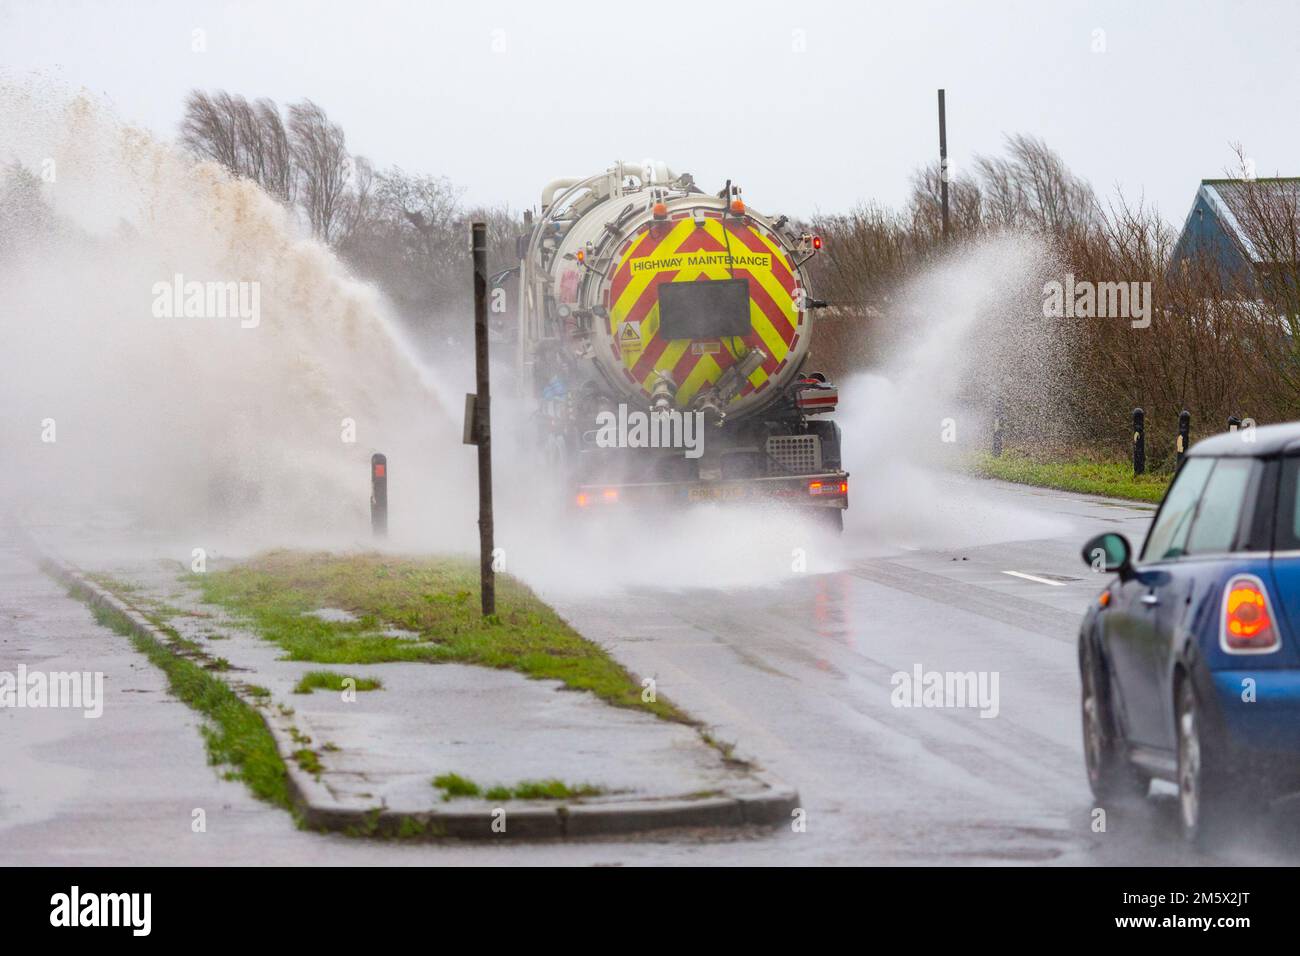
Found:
<box><xmin>2</xmin><ymin>0</ymin><xmax>1297</xmax><ymax>225</ymax></box>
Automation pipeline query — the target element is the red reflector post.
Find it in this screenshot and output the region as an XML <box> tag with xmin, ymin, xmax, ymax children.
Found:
<box><xmin>370</xmin><ymin>453</ymin><xmax>387</xmax><ymax>538</ymax></box>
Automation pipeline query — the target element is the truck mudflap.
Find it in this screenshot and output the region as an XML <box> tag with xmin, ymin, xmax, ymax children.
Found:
<box><xmin>573</xmin><ymin>472</ymin><xmax>849</xmax><ymax>510</ymax></box>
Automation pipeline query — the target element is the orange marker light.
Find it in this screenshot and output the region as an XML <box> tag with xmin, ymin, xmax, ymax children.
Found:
<box><xmin>576</xmin><ymin>493</ymin><xmax>589</xmax><ymax>507</ymax></box>
<box><xmin>602</xmin><ymin>488</ymin><xmax>619</xmax><ymax>502</ymax></box>
<box><xmin>652</xmin><ymin>201</ymin><xmax>668</xmax><ymax>219</ymax></box>
<box><xmin>576</xmin><ymin>249</ymin><xmax>585</xmax><ymax>263</ymax></box>
<box><xmin>729</xmin><ymin>198</ymin><xmax>745</xmax><ymax>215</ymax></box>
<box><xmin>1227</xmin><ymin>584</ymin><xmax>1270</xmax><ymax>639</ymax></box>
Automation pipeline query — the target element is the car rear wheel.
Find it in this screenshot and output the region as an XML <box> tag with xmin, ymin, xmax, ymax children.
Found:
<box><xmin>1080</xmin><ymin>640</ymin><xmax>1148</xmax><ymax>803</ymax></box>
<box><xmin>1177</xmin><ymin>680</ymin><xmax>1239</xmax><ymax>849</ymax></box>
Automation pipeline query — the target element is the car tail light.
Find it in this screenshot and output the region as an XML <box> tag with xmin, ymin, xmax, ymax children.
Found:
<box><xmin>1221</xmin><ymin>574</ymin><xmax>1280</xmax><ymax>654</ymax></box>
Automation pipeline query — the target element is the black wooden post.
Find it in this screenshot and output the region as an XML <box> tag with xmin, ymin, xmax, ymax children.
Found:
<box><xmin>938</xmin><ymin>89</ymin><xmax>950</xmax><ymax>243</ymax></box>
<box><xmin>1177</xmin><ymin>409</ymin><xmax>1191</xmax><ymax>469</ymax></box>
<box><xmin>472</xmin><ymin>222</ymin><xmax>495</xmax><ymax>617</ymax></box>
<box><xmin>1132</xmin><ymin>408</ymin><xmax>1145</xmax><ymax>476</ymax></box>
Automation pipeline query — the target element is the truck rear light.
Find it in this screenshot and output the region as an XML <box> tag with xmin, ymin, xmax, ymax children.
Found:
<box><xmin>1221</xmin><ymin>575</ymin><xmax>1281</xmax><ymax>653</ymax></box>
<box><xmin>602</xmin><ymin>488</ymin><xmax>619</xmax><ymax>502</ymax></box>
<box><xmin>576</xmin><ymin>493</ymin><xmax>589</xmax><ymax>507</ymax></box>
<box><xmin>809</xmin><ymin>480</ymin><xmax>847</xmax><ymax>497</ymax></box>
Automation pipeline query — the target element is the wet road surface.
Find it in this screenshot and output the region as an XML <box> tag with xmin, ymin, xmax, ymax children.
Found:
<box><xmin>6</xmin><ymin>477</ymin><xmax>1300</xmax><ymax>864</ymax></box>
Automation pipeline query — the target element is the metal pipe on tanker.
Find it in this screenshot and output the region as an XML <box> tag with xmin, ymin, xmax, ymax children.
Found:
<box><xmin>540</xmin><ymin>178</ymin><xmax>581</xmax><ymax>212</ymax></box>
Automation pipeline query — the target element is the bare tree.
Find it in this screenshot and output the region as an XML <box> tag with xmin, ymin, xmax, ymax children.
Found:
<box><xmin>254</xmin><ymin>98</ymin><xmax>295</xmax><ymax>203</ymax></box>
<box><xmin>974</xmin><ymin>135</ymin><xmax>1099</xmax><ymax>233</ymax></box>
<box><xmin>287</xmin><ymin>100</ymin><xmax>352</xmax><ymax>244</ymax></box>
<box><xmin>180</xmin><ymin>91</ymin><xmax>296</xmax><ymax>203</ymax></box>
<box><xmin>0</xmin><ymin>162</ymin><xmax>55</xmax><ymax>262</ymax></box>
<box><xmin>180</xmin><ymin>90</ymin><xmax>243</xmax><ymax>173</ymax></box>
<box><xmin>908</xmin><ymin>162</ymin><xmax>984</xmax><ymax>241</ymax></box>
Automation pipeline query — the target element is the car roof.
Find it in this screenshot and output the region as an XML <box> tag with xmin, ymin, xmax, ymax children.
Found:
<box><xmin>1189</xmin><ymin>421</ymin><xmax>1300</xmax><ymax>457</ymax></box>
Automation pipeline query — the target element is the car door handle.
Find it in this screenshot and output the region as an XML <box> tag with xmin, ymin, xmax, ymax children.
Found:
<box><xmin>1140</xmin><ymin>593</ymin><xmax>1160</xmax><ymax>606</ymax></box>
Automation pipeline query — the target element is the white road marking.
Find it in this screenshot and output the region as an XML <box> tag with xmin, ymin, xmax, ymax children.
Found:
<box><xmin>1002</xmin><ymin>570</ymin><xmax>1067</xmax><ymax>587</ymax></box>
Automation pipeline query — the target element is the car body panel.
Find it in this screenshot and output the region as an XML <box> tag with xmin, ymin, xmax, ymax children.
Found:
<box><xmin>1082</xmin><ymin>435</ymin><xmax>1300</xmax><ymax>793</ymax></box>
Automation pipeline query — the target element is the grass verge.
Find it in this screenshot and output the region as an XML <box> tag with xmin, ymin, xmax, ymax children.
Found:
<box><xmin>293</xmin><ymin>671</ymin><xmax>383</xmax><ymax>695</ymax></box>
<box><xmin>188</xmin><ymin>551</ymin><xmax>687</xmax><ymax>722</ymax></box>
<box><xmin>433</xmin><ymin>773</ymin><xmax>603</xmax><ymax>802</ymax></box>
<box><xmin>82</xmin><ymin>592</ymin><xmax>291</xmax><ymax>809</ymax></box>
<box><xmin>969</xmin><ymin>451</ymin><xmax>1170</xmax><ymax>503</ymax></box>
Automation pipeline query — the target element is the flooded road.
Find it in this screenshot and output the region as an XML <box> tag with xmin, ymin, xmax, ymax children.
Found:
<box><xmin>13</xmin><ymin>476</ymin><xmax>1300</xmax><ymax>865</ymax></box>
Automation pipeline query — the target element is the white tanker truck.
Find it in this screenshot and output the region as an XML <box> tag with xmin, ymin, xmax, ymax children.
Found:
<box><xmin>512</xmin><ymin>160</ymin><xmax>847</xmax><ymax>529</ymax></box>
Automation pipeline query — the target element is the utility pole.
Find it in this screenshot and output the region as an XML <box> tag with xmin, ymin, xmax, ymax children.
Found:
<box><xmin>938</xmin><ymin>89</ymin><xmax>950</xmax><ymax>242</ymax></box>
<box><xmin>471</xmin><ymin>222</ymin><xmax>495</xmax><ymax>616</ymax></box>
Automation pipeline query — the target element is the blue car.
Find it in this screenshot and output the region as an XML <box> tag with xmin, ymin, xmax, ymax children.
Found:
<box><xmin>1079</xmin><ymin>423</ymin><xmax>1300</xmax><ymax>846</ymax></box>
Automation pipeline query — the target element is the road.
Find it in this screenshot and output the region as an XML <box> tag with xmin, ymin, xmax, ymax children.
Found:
<box><xmin>6</xmin><ymin>475</ymin><xmax>1300</xmax><ymax>865</ymax></box>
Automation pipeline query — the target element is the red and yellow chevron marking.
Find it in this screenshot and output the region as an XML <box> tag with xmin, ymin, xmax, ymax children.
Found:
<box><xmin>606</xmin><ymin>213</ymin><xmax>803</xmax><ymax>405</ymax></box>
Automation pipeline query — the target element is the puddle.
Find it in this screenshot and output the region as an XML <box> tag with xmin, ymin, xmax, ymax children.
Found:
<box><xmin>304</xmin><ymin>608</ymin><xmax>358</xmax><ymax>623</ymax></box>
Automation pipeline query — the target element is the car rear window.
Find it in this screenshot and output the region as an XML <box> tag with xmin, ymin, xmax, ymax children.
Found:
<box><xmin>1275</xmin><ymin>456</ymin><xmax>1300</xmax><ymax>550</ymax></box>
<box><xmin>1141</xmin><ymin>457</ymin><xmax>1213</xmax><ymax>561</ymax></box>
<box><xmin>1184</xmin><ymin>458</ymin><xmax>1254</xmax><ymax>555</ymax></box>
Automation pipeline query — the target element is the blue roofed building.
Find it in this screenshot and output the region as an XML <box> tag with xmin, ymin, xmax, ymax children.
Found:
<box><xmin>1170</xmin><ymin>177</ymin><xmax>1300</xmax><ymax>297</ymax></box>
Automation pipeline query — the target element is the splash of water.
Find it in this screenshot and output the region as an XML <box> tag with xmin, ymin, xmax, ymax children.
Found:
<box><xmin>837</xmin><ymin>234</ymin><xmax>1072</xmax><ymax>551</ymax></box>
<box><xmin>0</xmin><ymin>85</ymin><xmax>476</xmax><ymax>555</ymax></box>
<box><xmin>0</xmin><ymin>84</ymin><xmax>1069</xmax><ymax>591</ymax></box>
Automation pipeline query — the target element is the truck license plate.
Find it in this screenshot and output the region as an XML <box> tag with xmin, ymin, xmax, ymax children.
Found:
<box><xmin>688</xmin><ymin>485</ymin><xmax>746</xmax><ymax>503</ymax></box>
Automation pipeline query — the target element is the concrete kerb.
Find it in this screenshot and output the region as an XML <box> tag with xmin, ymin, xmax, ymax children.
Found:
<box><xmin>25</xmin><ymin>535</ymin><xmax>800</xmax><ymax>841</ymax></box>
